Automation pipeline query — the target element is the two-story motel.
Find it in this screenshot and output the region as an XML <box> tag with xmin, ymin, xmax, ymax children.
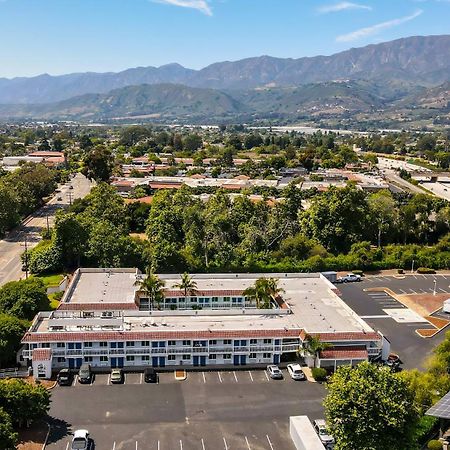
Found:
<box><xmin>19</xmin><ymin>269</ymin><xmax>390</xmax><ymax>378</ymax></box>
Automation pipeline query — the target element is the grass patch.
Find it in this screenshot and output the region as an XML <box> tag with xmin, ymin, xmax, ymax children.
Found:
<box><xmin>35</xmin><ymin>273</ymin><xmax>64</xmax><ymax>287</ymax></box>
<box><xmin>48</xmin><ymin>292</ymin><xmax>63</xmax><ymax>310</ymax></box>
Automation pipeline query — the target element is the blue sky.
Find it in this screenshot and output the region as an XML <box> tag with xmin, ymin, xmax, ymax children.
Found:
<box><xmin>0</xmin><ymin>0</ymin><xmax>448</xmax><ymax>78</ymax></box>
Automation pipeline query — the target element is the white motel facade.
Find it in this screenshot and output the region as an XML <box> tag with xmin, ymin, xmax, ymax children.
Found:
<box><xmin>18</xmin><ymin>269</ymin><xmax>390</xmax><ymax>378</ymax></box>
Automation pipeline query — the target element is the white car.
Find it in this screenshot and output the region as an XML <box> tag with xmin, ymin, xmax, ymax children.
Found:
<box><xmin>71</xmin><ymin>429</ymin><xmax>90</xmax><ymax>450</ymax></box>
<box><xmin>287</xmin><ymin>363</ymin><xmax>306</xmax><ymax>380</ymax></box>
<box><xmin>267</xmin><ymin>365</ymin><xmax>283</xmax><ymax>379</ymax></box>
<box><xmin>313</xmin><ymin>420</ymin><xmax>335</xmax><ymax>446</ymax></box>
<box><xmin>340</xmin><ymin>273</ymin><xmax>361</xmax><ymax>283</ymax></box>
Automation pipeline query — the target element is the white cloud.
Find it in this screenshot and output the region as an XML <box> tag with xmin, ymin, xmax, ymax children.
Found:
<box><xmin>318</xmin><ymin>1</ymin><xmax>372</xmax><ymax>13</ymax></box>
<box><xmin>152</xmin><ymin>0</ymin><xmax>212</xmax><ymax>15</ymax></box>
<box><xmin>336</xmin><ymin>9</ymin><xmax>423</xmax><ymax>42</ymax></box>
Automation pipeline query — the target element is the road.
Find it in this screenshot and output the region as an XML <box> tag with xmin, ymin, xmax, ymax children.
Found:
<box><xmin>382</xmin><ymin>169</ymin><xmax>425</xmax><ymax>194</ymax></box>
<box><xmin>0</xmin><ymin>173</ymin><xmax>92</xmax><ymax>286</ymax></box>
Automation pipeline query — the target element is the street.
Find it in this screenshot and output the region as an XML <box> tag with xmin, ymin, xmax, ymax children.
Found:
<box><xmin>0</xmin><ymin>173</ymin><xmax>92</xmax><ymax>286</ymax></box>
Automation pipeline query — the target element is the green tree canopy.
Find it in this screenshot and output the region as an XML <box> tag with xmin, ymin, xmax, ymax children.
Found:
<box><xmin>0</xmin><ymin>314</ymin><xmax>28</xmax><ymax>368</ymax></box>
<box><xmin>0</xmin><ymin>407</ymin><xmax>18</xmax><ymax>450</ymax></box>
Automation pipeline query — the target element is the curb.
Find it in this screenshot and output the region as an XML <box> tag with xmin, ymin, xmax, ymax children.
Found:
<box><xmin>41</xmin><ymin>422</ymin><xmax>51</xmax><ymax>450</ymax></box>
<box><xmin>47</xmin><ymin>380</ymin><xmax>58</xmax><ymax>390</ymax></box>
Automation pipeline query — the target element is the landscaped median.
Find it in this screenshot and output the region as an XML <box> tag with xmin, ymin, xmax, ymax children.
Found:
<box><xmin>365</xmin><ymin>287</ymin><xmax>450</xmax><ymax>338</ymax></box>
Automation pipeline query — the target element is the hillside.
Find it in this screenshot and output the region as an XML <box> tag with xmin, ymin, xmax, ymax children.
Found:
<box><xmin>0</xmin><ymin>35</ymin><xmax>448</xmax><ymax>104</ymax></box>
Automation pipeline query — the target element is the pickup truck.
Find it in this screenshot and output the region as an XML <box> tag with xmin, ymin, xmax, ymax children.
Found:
<box><xmin>335</xmin><ymin>273</ymin><xmax>362</xmax><ymax>283</ymax></box>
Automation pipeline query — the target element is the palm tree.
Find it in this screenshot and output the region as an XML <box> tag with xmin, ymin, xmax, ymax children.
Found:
<box><xmin>301</xmin><ymin>334</ymin><xmax>332</xmax><ymax>368</ymax></box>
<box><xmin>243</xmin><ymin>277</ymin><xmax>284</xmax><ymax>309</ymax></box>
<box><xmin>173</xmin><ymin>273</ymin><xmax>197</xmax><ymax>301</ymax></box>
<box><xmin>135</xmin><ymin>268</ymin><xmax>166</xmax><ymax>310</ymax></box>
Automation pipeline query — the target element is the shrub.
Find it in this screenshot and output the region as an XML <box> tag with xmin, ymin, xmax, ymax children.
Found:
<box><xmin>352</xmin><ymin>270</ymin><xmax>363</xmax><ymax>276</ymax></box>
<box><xmin>417</xmin><ymin>267</ymin><xmax>436</xmax><ymax>274</ymax></box>
<box><xmin>427</xmin><ymin>440</ymin><xmax>443</xmax><ymax>450</ymax></box>
<box><xmin>397</xmin><ymin>269</ymin><xmax>404</xmax><ymax>274</ymax></box>
<box><xmin>311</xmin><ymin>367</ymin><xmax>328</xmax><ymax>382</ymax></box>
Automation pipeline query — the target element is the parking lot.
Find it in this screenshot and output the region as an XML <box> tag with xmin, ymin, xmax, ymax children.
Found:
<box><xmin>339</xmin><ymin>274</ymin><xmax>450</xmax><ymax>369</ymax></box>
<box><xmin>46</xmin><ymin>369</ymin><xmax>325</xmax><ymax>450</ymax></box>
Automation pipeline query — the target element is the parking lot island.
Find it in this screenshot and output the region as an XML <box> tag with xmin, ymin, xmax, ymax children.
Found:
<box><xmin>18</xmin><ymin>268</ymin><xmax>389</xmax><ymax>376</ymax></box>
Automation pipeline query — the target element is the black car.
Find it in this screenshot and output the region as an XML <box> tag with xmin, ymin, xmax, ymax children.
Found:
<box><xmin>57</xmin><ymin>368</ymin><xmax>73</xmax><ymax>386</ymax></box>
<box><xmin>78</xmin><ymin>364</ymin><xmax>92</xmax><ymax>384</ymax></box>
<box><xmin>144</xmin><ymin>368</ymin><xmax>158</xmax><ymax>383</ymax></box>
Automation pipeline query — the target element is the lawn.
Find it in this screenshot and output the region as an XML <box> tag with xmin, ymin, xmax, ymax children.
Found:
<box><xmin>48</xmin><ymin>292</ymin><xmax>63</xmax><ymax>310</ymax></box>
<box><xmin>35</xmin><ymin>273</ymin><xmax>65</xmax><ymax>287</ymax></box>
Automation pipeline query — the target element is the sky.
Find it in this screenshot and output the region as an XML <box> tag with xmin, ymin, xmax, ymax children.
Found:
<box><xmin>0</xmin><ymin>0</ymin><xmax>448</xmax><ymax>78</ymax></box>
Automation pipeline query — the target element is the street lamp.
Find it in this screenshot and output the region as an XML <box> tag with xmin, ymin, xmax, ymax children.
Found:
<box><xmin>411</xmin><ymin>259</ymin><xmax>415</xmax><ymax>274</ymax></box>
<box><xmin>433</xmin><ymin>279</ymin><xmax>437</xmax><ymax>296</ymax></box>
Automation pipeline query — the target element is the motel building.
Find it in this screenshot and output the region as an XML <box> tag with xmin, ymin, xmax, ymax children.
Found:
<box><xmin>18</xmin><ymin>269</ymin><xmax>390</xmax><ymax>379</ymax></box>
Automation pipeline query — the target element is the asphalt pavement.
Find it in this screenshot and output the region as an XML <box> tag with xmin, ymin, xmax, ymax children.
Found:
<box><xmin>0</xmin><ymin>173</ymin><xmax>92</xmax><ymax>287</ymax></box>
<box><xmin>46</xmin><ymin>369</ymin><xmax>325</xmax><ymax>450</ymax></box>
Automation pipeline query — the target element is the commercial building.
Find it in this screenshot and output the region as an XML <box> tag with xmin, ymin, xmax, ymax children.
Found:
<box><xmin>19</xmin><ymin>269</ymin><xmax>389</xmax><ymax>378</ymax></box>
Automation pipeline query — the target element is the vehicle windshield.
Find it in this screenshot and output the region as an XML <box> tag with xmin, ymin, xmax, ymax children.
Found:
<box><xmin>72</xmin><ymin>438</ymin><xmax>87</xmax><ymax>449</ymax></box>
<box><xmin>319</xmin><ymin>427</ymin><xmax>329</xmax><ymax>435</ymax></box>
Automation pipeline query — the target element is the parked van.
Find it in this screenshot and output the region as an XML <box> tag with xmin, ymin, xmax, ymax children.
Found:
<box><xmin>78</xmin><ymin>364</ymin><xmax>92</xmax><ymax>384</ymax></box>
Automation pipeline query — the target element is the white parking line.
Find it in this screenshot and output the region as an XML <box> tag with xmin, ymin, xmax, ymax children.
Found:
<box><xmin>140</xmin><ymin>373</ymin><xmax>143</xmax><ymax>384</ymax></box>
<box><xmin>233</xmin><ymin>371</ymin><xmax>238</xmax><ymax>383</ymax></box>
<box><xmin>74</xmin><ymin>375</ymin><xmax>79</xmax><ymax>385</ymax></box>
<box><xmin>264</xmin><ymin>371</ymin><xmax>269</xmax><ymax>381</ymax></box>
<box><xmin>245</xmin><ymin>436</ymin><xmax>251</xmax><ymax>450</ymax></box>
<box><xmin>413</xmin><ymin>275</ymin><xmax>418</xmax><ymax>279</ymax></box>
<box><xmin>439</xmin><ymin>288</ymin><xmax>448</xmax><ymax>293</ymax></box>
<box><xmin>157</xmin><ymin>440</ymin><xmax>160</xmax><ymax>450</ymax></box>
<box><xmin>409</xmin><ymin>290</ymin><xmax>418</xmax><ymax>294</ymax></box>
<box><xmin>180</xmin><ymin>441</ymin><xmax>182</xmax><ymax>450</ymax></box>
<box><xmin>399</xmin><ymin>289</ymin><xmax>407</xmax><ymax>294</ymax></box>
<box><xmin>223</xmin><ymin>437</ymin><xmax>229</xmax><ymax>450</ymax></box>
<box><xmin>248</xmin><ymin>370</ymin><xmax>254</xmax><ymax>382</ymax></box>
<box><xmin>65</xmin><ymin>442</ymin><xmax>69</xmax><ymax>450</ymax></box>
<box><xmin>201</xmin><ymin>438</ymin><xmax>206</xmax><ymax>450</ymax></box>
<box><xmin>112</xmin><ymin>442</ymin><xmax>116</xmax><ymax>450</ymax></box>
<box><xmin>136</xmin><ymin>441</ymin><xmax>138</xmax><ymax>450</ymax></box>
<box><xmin>218</xmin><ymin>372</ymin><xmax>223</xmax><ymax>383</ymax></box>
<box><xmin>266</xmin><ymin>435</ymin><xmax>274</xmax><ymax>450</ymax></box>
<box><xmin>107</xmin><ymin>374</ymin><xmax>111</xmax><ymax>385</ymax></box>
<box><xmin>203</xmin><ymin>372</ymin><xmax>206</xmax><ymax>384</ymax></box>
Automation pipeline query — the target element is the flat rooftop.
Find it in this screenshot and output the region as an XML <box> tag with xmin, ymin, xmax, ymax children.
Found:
<box><xmin>28</xmin><ymin>271</ymin><xmax>376</xmax><ymax>339</ymax></box>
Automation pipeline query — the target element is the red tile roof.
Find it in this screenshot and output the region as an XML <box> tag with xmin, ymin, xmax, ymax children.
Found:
<box><xmin>319</xmin><ymin>346</ymin><xmax>368</xmax><ymax>360</ymax></box>
<box><xmin>163</xmin><ymin>289</ymin><xmax>245</xmax><ymax>297</ymax></box>
<box><xmin>22</xmin><ymin>328</ymin><xmax>302</xmax><ymax>343</ymax></box>
<box><xmin>58</xmin><ymin>303</ymin><xmax>138</xmax><ymax>311</ymax></box>
<box><xmin>300</xmin><ymin>330</ymin><xmax>381</xmax><ymax>342</ymax></box>
<box><xmin>32</xmin><ymin>348</ymin><xmax>52</xmax><ymax>360</ymax></box>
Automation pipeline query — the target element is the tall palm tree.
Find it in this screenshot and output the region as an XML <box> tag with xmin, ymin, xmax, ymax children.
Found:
<box><xmin>135</xmin><ymin>268</ymin><xmax>166</xmax><ymax>310</ymax></box>
<box><xmin>173</xmin><ymin>272</ymin><xmax>197</xmax><ymax>301</ymax></box>
<box><xmin>301</xmin><ymin>334</ymin><xmax>332</xmax><ymax>368</ymax></box>
<box><xmin>243</xmin><ymin>277</ymin><xmax>284</xmax><ymax>309</ymax></box>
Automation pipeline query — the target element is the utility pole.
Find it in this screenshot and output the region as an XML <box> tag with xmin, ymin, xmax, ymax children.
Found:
<box><xmin>46</xmin><ymin>214</ymin><xmax>50</xmax><ymax>235</ymax></box>
<box><xmin>22</xmin><ymin>235</ymin><xmax>29</xmax><ymax>280</ymax></box>
<box><xmin>433</xmin><ymin>279</ymin><xmax>437</xmax><ymax>296</ymax></box>
<box><xmin>67</xmin><ymin>191</ymin><xmax>73</xmax><ymax>206</ymax></box>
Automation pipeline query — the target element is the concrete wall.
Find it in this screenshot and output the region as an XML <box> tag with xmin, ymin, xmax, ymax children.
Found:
<box><xmin>290</xmin><ymin>416</ymin><xmax>324</xmax><ymax>450</ymax></box>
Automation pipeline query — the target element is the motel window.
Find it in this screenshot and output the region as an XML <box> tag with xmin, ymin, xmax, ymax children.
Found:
<box><xmin>57</xmin><ymin>357</ymin><xmax>66</xmax><ymax>363</ymax></box>
<box><xmin>142</xmin><ymin>355</ymin><xmax>150</xmax><ymax>361</ymax></box>
<box><xmin>263</xmin><ymin>339</ymin><xmax>272</xmax><ymax>344</ymax></box>
<box><xmin>84</xmin><ymin>356</ymin><xmax>93</xmax><ymax>362</ymax></box>
<box><xmin>182</xmin><ymin>340</ymin><xmax>191</xmax><ymax>346</ymax></box>
<box><xmin>182</xmin><ymin>354</ymin><xmax>191</xmax><ymax>360</ymax></box>
<box><xmin>100</xmin><ymin>342</ymin><xmax>108</xmax><ymax>347</ymax></box>
<box><xmin>263</xmin><ymin>353</ymin><xmax>271</xmax><ymax>359</ymax></box>
<box><xmin>223</xmin><ymin>297</ymin><xmax>230</xmax><ymax>302</ymax></box>
<box><xmin>223</xmin><ymin>354</ymin><xmax>231</xmax><ymax>359</ymax></box>
<box><xmin>57</xmin><ymin>343</ymin><xmax>65</xmax><ymax>348</ymax></box>
<box><xmin>100</xmin><ymin>356</ymin><xmax>108</xmax><ymax>362</ymax></box>
<box><xmin>179</xmin><ymin>298</ymin><xmax>185</xmax><ymax>303</ymax></box>
<box><xmin>190</xmin><ymin>297</ymin><xmax>197</xmax><ymax>303</ymax></box>
<box><xmin>126</xmin><ymin>341</ymin><xmax>135</xmax><ymax>347</ymax></box>
<box><xmin>168</xmin><ymin>355</ymin><xmax>176</xmax><ymax>361</ymax></box>
<box><xmin>141</xmin><ymin>341</ymin><xmax>150</xmax><ymax>347</ymax></box>
<box><xmin>212</xmin><ymin>297</ymin><xmax>218</xmax><ymax>303</ymax></box>
<box><xmin>168</xmin><ymin>340</ymin><xmax>176</xmax><ymax>346</ymax></box>
<box><xmin>84</xmin><ymin>342</ymin><xmax>93</xmax><ymax>348</ymax></box>
<box><xmin>209</xmin><ymin>340</ymin><xmax>217</xmax><ymax>345</ymax></box>
<box><xmin>223</xmin><ymin>339</ymin><xmax>232</xmax><ymax>345</ymax></box>
<box><xmin>249</xmin><ymin>353</ymin><xmax>257</xmax><ymax>359</ymax></box>
<box><xmin>250</xmin><ymin>339</ymin><xmax>257</xmax><ymax>345</ymax></box>
<box><xmin>209</xmin><ymin>354</ymin><xmax>216</xmax><ymax>360</ymax></box>
<box><xmin>126</xmin><ymin>356</ymin><xmax>135</xmax><ymax>362</ymax></box>
<box><xmin>41</xmin><ymin>343</ymin><xmax>50</xmax><ymax>348</ymax></box>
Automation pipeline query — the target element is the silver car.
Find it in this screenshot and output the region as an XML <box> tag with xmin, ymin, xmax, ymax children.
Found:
<box><xmin>313</xmin><ymin>419</ymin><xmax>335</xmax><ymax>446</ymax></box>
<box><xmin>267</xmin><ymin>365</ymin><xmax>283</xmax><ymax>379</ymax></box>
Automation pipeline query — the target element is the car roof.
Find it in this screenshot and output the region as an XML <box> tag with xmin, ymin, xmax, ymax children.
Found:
<box><xmin>73</xmin><ymin>429</ymin><xmax>89</xmax><ymax>438</ymax></box>
<box><xmin>289</xmin><ymin>363</ymin><xmax>302</xmax><ymax>370</ymax></box>
<box><xmin>314</xmin><ymin>419</ymin><xmax>326</xmax><ymax>426</ymax></box>
<box><xmin>144</xmin><ymin>368</ymin><xmax>156</xmax><ymax>373</ymax></box>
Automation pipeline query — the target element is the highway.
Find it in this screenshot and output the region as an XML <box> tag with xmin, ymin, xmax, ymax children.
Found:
<box><xmin>0</xmin><ymin>173</ymin><xmax>93</xmax><ymax>287</ymax></box>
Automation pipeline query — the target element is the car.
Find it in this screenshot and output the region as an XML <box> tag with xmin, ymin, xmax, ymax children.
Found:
<box><xmin>386</xmin><ymin>353</ymin><xmax>402</xmax><ymax>372</ymax></box>
<box><xmin>267</xmin><ymin>365</ymin><xmax>283</xmax><ymax>379</ymax></box>
<box><xmin>78</xmin><ymin>364</ymin><xmax>92</xmax><ymax>384</ymax></box>
<box><xmin>144</xmin><ymin>368</ymin><xmax>158</xmax><ymax>383</ymax></box>
<box><xmin>287</xmin><ymin>363</ymin><xmax>306</xmax><ymax>381</ymax></box>
<box><xmin>340</xmin><ymin>273</ymin><xmax>362</xmax><ymax>283</ymax></box>
<box><xmin>110</xmin><ymin>368</ymin><xmax>123</xmax><ymax>384</ymax></box>
<box><xmin>57</xmin><ymin>368</ymin><xmax>73</xmax><ymax>386</ymax></box>
<box><xmin>69</xmin><ymin>185</ymin><xmax>74</xmax><ymax>190</ymax></box>
<box><xmin>313</xmin><ymin>419</ymin><xmax>335</xmax><ymax>446</ymax></box>
<box><xmin>71</xmin><ymin>429</ymin><xmax>90</xmax><ymax>450</ymax></box>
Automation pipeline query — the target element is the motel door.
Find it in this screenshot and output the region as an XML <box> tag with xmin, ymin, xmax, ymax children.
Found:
<box><xmin>200</xmin><ymin>356</ymin><xmax>206</xmax><ymax>366</ymax></box>
<box><xmin>69</xmin><ymin>358</ymin><xmax>82</xmax><ymax>369</ymax></box>
<box><xmin>152</xmin><ymin>357</ymin><xmax>159</xmax><ymax>367</ymax></box>
<box><xmin>240</xmin><ymin>355</ymin><xmax>246</xmax><ymax>365</ymax></box>
<box><xmin>159</xmin><ymin>357</ymin><xmax>165</xmax><ymax>367</ymax></box>
<box><xmin>193</xmin><ymin>356</ymin><xmax>200</xmax><ymax>367</ymax></box>
<box><xmin>233</xmin><ymin>355</ymin><xmax>240</xmax><ymax>365</ymax></box>
<box><xmin>111</xmin><ymin>357</ymin><xmax>124</xmax><ymax>368</ymax></box>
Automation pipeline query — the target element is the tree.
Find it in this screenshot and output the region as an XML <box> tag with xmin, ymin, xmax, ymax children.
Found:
<box><xmin>135</xmin><ymin>268</ymin><xmax>165</xmax><ymax>310</ymax></box>
<box><xmin>0</xmin><ymin>314</ymin><xmax>28</xmax><ymax>368</ymax></box>
<box><xmin>0</xmin><ymin>182</ymin><xmax>19</xmax><ymax>237</ymax></box>
<box><xmin>82</xmin><ymin>145</ymin><xmax>114</xmax><ymax>182</ymax></box>
<box><xmin>182</xmin><ymin>134</ymin><xmax>202</xmax><ymax>153</ymax></box>
<box><xmin>324</xmin><ymin>362</ymin><xmax>419</xmax><ymax>450</ymax></box>
<box><xmin>0</xmin><ymin>379</ymin><xmax>50</xmax><ymax>427</ymax></box>
<box><xmin>173</xmin><ymin>273</ymin><xmax>197</xmax><ymax>300</ymax></box>
<box><xmin>0</xmin><ymin>278</ymin><xmax>49</xmax><ymax>321</ymax></box>
<box><xmin>367</xmin><ymin>190</ymin><xmax>398</xmax><ymax>247</ymax></box>
<box><xmin>0</xmin><ymin>408</ymin><xmax>18</xmax><ymax>450</ymax></box>
<box><xmin>301</xmin><ymin>334</ymin><xmax>332</xmax><ymax>368</ymax></box>
<box><xmin>243</xmin><ymin>277</ymin><xmax>284</xmax><ymax>309</ymax></box>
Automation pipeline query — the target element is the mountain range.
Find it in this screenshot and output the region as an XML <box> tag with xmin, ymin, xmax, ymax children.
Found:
<box><xmin>0</xmin><ymin>35</ymin><xmax>448</xmax><ymax>126</ymax></box>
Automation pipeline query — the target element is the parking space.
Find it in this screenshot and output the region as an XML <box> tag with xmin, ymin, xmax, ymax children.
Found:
<box><xmin>47</xmin><ymin>369</ymin><xmax>324</xmax><ymax>450</ymax></box>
